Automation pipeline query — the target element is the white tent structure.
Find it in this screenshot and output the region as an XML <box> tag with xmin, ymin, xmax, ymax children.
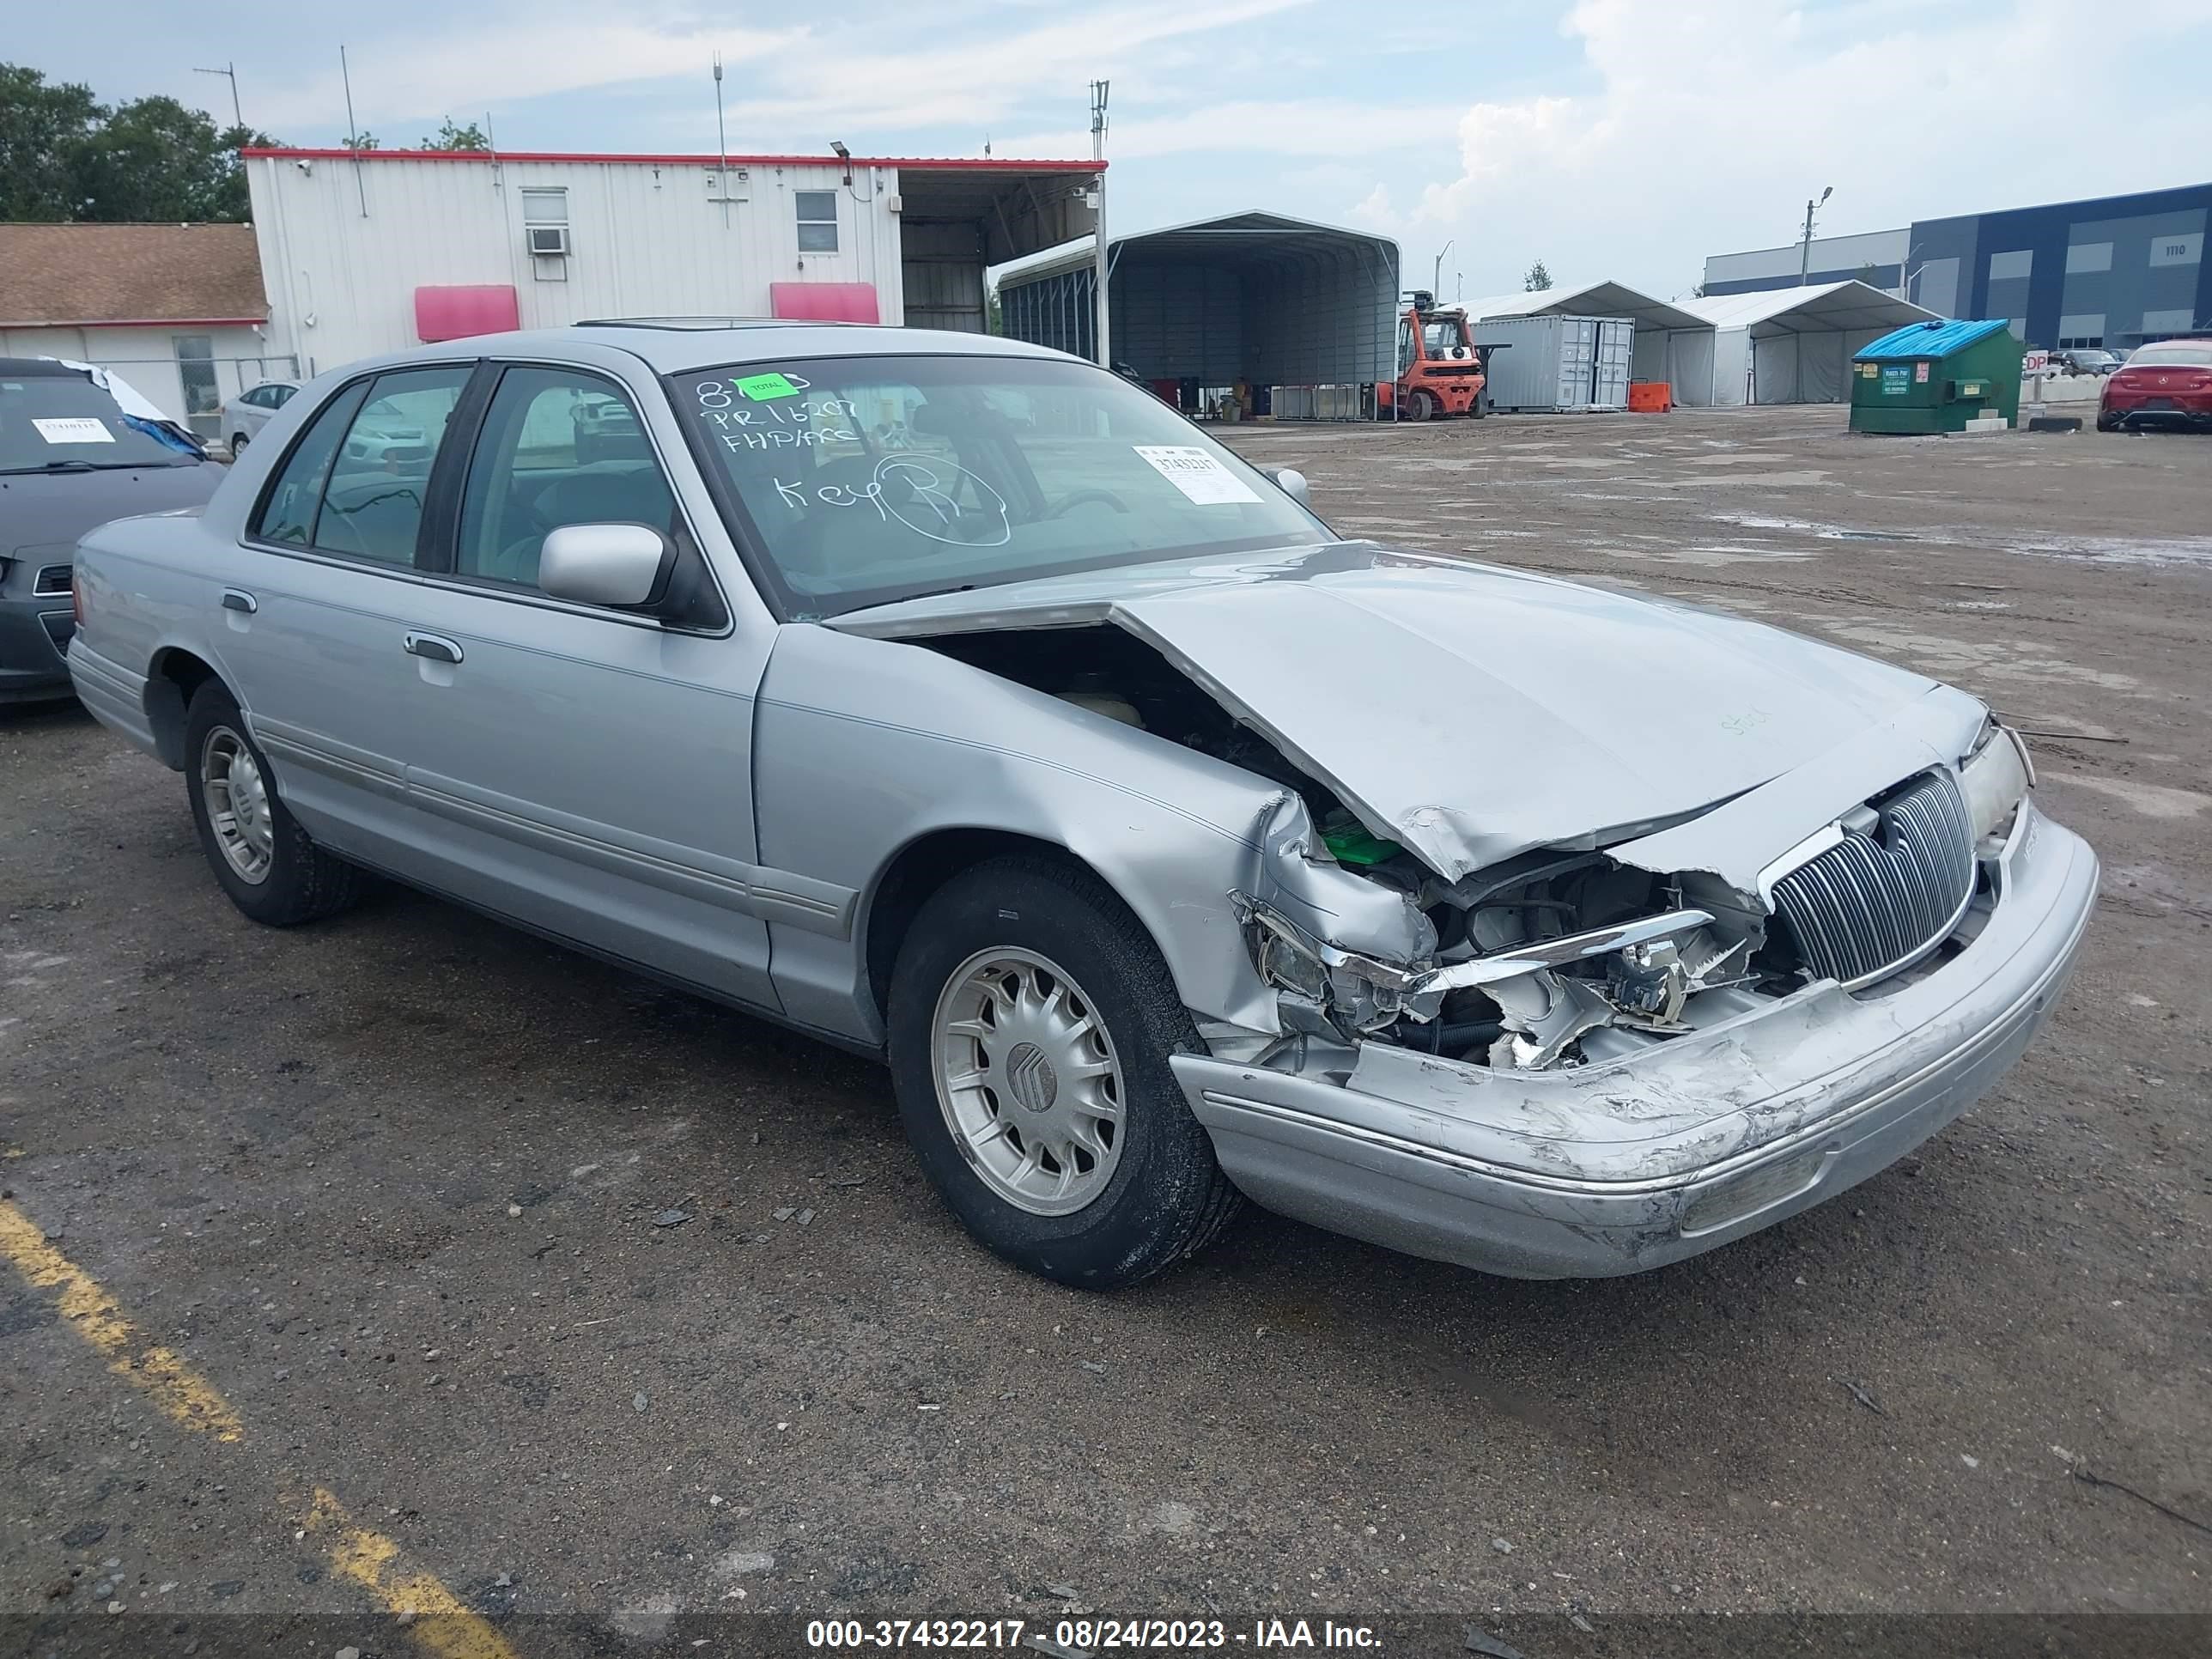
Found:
<box><xmin>1678</xmin><ymin>281</ymin><xmax>1939</xmax><ymax>405</ymax></box>
<box><xmin>1462</xmin><ymin>279</ymin><xmax>1715</xmax><ymax>404</ymax></box>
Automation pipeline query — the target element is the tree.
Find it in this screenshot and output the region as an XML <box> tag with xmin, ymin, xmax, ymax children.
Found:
<box><xmin>0</xmin><ymin>63</ymin><xmax>275</xmax><ymax>222</ymax></box>
<box><xmin>1523</xmin><ymin>259</ymin><xmax>1553</xmax><ymax>292</ymax></box>
<box><xmin>0</xmin><ymin>63</ymin><xmax>103</xmax><ymax>220</ymax></box>
<box><xmin>346</xmin><ymin>131</ymin><xmax>380</xmax><ymax>151</ymax></box>
<box><xmin>420</xmin><ymin>118</ymin><xmax>489</xmax><ymax>151</ymax></box>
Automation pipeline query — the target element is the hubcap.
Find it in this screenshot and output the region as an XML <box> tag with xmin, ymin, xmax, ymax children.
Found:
<box><xmin>930</xmin><ymin>947</ymin><xmax>1126</xmax><ymax>1216</ymax></box>
<box><xmin>201</xmin><ymin>726</ymin><xmax>274</xmax><ymax>884</ymax></box>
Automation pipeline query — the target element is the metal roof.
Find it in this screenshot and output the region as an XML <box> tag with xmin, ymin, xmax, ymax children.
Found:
<box><xmin>239</xmin><ymin>147</ymin><xmax>1100</xmax><ymax>172</ymax></box>
<box><xmin>1462</xmin><ymin>279</ymin><xmax>1706</xmax><ymax>333</ymax></box>
<box><xmin>1678</xmin><ymin>280</ymin><xmax>1937</xmax><ymax>334</ymax></box>
<box><xmin>1000</xmin><ymin>210</ymin><xmax>1397</xmax><ymax>289</ymax></box>
<box><xmin>1853</xmin><ymin>318</ymin><xmax>2013</xmax><ymax>360</ymax></box>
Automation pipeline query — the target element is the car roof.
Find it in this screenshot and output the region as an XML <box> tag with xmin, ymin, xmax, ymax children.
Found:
<box><xmin>0</xmin><ymin>356</ymin><xmax>94</xmax><ymax>380</ymax></box>
<box><xmin>342</xmin><ymin>322</ymin><xmax>1077</xmax><ymax>380</ymax></box>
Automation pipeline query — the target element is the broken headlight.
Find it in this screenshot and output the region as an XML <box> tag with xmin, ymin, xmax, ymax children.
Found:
<box><xmin>1960</xmin><ymin>720</ymin><xmax>2033</xmax><ymax>847</ymax></box>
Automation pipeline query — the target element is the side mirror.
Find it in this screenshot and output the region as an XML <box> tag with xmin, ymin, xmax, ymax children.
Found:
<box><xmin>538</xmin><ymin>522</ymin><xmax>675</xmax><ymax>610</ymax></box>
<box><xmin>1270</xmin><ymin>468</ymin><xmax>1312</xmax><ymax>508</ymax></box>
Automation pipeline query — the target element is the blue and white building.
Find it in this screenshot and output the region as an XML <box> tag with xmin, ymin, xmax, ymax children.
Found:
<box><xmin>1703</xmin><ymin>181</ymin><xmax>2211</xmax><ymax>351</ymax></box>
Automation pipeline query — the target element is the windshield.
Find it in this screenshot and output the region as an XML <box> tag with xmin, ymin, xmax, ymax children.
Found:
<box><xmin>675</xmin><ymin>354</ymin><xmax>1326</xmax><ymax>617</ymax></box>
<box><xmin>0</xmin><ymin>370</ymin><xmax>198</xmax><ymax>472</ymax></box>
<box><xmin>2127</xmin><ymin>344</ymin><xmax>2212</xmax><ymax>367</ymax></box>
<box><xmin>1421</xmin><ymin>317</ymin><xmax>1469</xmax><ymax>356</ymax></box>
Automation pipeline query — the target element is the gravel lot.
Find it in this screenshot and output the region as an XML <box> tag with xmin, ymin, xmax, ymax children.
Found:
<box><xmin>3</xmin><ymin>404</ymin><xmax>2207</xmax><ymax>1652</ymax></box>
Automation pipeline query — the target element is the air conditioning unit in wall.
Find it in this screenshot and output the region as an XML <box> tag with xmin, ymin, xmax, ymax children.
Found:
<box><xmin>526</xmin><ymin>225</ymin><xmax>571</xmax><ymax>258</ymax></box>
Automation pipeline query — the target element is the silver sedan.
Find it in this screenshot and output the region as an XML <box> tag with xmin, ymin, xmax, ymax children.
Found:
<box><xmin>67</xmin><ymin>322</ymin><xmax>2097</xmax><ymax>1288</ymax></box>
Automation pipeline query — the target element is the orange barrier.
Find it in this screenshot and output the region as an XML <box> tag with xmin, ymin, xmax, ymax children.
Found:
<box><xmin>1628</xmin><ymin>381</ymin><xmax>1672</xmax><ymax>413</ymax></box>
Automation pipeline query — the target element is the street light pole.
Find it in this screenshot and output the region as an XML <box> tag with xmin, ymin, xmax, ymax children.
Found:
<box><xmin>1432</xmin><ymin>239</ymin><xmax>1454</xmax><ymax>297</ymax></box>
<box><xmin>194</xmin><ymin>61</ymin><xmax>242</xmax><ymax>129</ymax></box>
<box><xmin>1799</xmin><ymin>185</ymin><xmax>1832</xmax><ymax>286</ymax></box>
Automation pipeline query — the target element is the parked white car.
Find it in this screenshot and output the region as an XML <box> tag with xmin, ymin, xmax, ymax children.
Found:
<box><xmin>66</xmin><ymin>322</ymin><xmax>2098</xmax><ymax>1290</ymax></box>
<box><xmin>221</xmin><ymin>380</ymin><xmax>300</xmax><ymax>457</ymax></box>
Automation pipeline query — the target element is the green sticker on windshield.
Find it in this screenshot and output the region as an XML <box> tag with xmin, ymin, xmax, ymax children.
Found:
<box><xmin>733</xmin><ymin>372</ymin><xmax>802</xmax><ymax>401</ymax></box>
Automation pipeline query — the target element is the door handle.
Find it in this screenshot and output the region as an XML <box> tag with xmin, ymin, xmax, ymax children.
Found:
<box><xmin>403</xmin><ymin>632</ymin><xmax>464</xmax><ymax>665</ymax></box>
<box><xmin>221</xmin><ymin>588</ymin><xmax>258</xmax><ymax>614</ymax></box>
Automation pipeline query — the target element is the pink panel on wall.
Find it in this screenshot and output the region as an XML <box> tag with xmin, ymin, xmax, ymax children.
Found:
<box><xmin>769</xmin><ymin>283</ymin><xmax>881</xmax><ymax>324</ymax></box>
<box><xmin>414</xmin><ymin>285</ymin><xmax>521</xmax><ymax>343</ymax></box>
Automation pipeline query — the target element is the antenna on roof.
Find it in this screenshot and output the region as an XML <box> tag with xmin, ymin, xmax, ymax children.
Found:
<box><xmin>712</xmin><ymin>53</ymin><xmax>730</xmax><ymax>229</ymax></box>
<box><xmin>340</xmin><ymin>45</ymin><xmax>368</xmax><ymax>219</ymax></box>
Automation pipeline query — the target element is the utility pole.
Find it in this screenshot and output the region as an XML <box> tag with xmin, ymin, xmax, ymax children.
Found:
<box><xmin>1090</xmin><ymin>79</ymin><xmax>1110</xmax><ymax>368</ymax></box>
<box><xmin>1432</xmin><ymin>239</ymin><xmax>1454</xmax><ymax>298</ymax></box>
<box><xmin>1799</xmin><ymin>185</ymin><xmax>1832</xmax><ymax>285</ymax></box>
<box><xmin>193</xmin><ymin>62</ymin><xmax>242</xmax><ymax>129</ymax></box>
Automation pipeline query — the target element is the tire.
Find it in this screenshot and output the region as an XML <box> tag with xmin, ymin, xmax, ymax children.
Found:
<box><xmin>1406</xmin><ymin>389</ymin><xmax>1434</xmax><ymax>422</ymax></box>
<box><xmin>2094</xmin><ymin>413</ymin><xmax>2118</xmax><ymax>433</ymax></box>
<box><xmin>184</xmin><ymin>684</ymin><xmax>365</xmax><ymax>927</ymax></box>
<box><xmin>229</xmin><ymin>431</ymin><xmax>249</xmax><ymax>457</ymax></box>
<box><xmin>1469</xmin><ymin>390</ymin><xmax>1490</xmax><ymax>419</ymax></box>
<box><xmin>886</xmin><ymin>854</ymin><xmax>1243</xmax><ymax>1289</ymax></box>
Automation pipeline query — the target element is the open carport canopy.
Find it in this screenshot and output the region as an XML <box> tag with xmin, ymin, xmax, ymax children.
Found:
<box><xmin>998</xmin><ymin>210</ymin><xmax>1401</xmax><ymax>386</ymax></box>
<box><xmin>1462</xmin><ymin>278</ymin><xmax>1717</xmax><ymax>404</ymax></box>
<box><xmin>1680</xmin><ymin>280</ymin><xmax>1940</xmax><ymax>404</ymax></box>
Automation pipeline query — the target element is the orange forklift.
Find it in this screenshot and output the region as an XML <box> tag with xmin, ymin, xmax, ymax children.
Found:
<box><xmin>1377</xmin><ymin>290</ymin><xmax>1493</xmax><ymax>421</ymax></box>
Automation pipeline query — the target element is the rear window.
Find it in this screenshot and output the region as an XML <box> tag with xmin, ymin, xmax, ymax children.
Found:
<box><xmin>2128</xmin><ymin>344</ymin><xmax>2212</xmax><ymax>367</ymax></box>
<box><xmin>0</xmin><ymin>370</ymin><xmax>200</xmax><ymax>472</ymax></box>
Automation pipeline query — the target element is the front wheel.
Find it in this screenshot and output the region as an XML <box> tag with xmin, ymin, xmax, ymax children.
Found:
<box><xmin>184</xmin><ymin>684</ymin><xmax>365</xmax><ymax>926</ymax></box>
<box><xmin>887</xmin><ymin>855</ymin><xmax>1242</xmax><ymax>1288</ymax></box>
<box><xmin>229</xmin><ymin>431</ymin><xmax>249</xmax><ymax>457</ymax></box>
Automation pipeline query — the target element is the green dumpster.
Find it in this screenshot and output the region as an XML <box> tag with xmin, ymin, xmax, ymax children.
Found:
<box><xmin>1850</xmin><ymin>319</ymin><xmax>2023</xmax><ymax>434</ymax></box>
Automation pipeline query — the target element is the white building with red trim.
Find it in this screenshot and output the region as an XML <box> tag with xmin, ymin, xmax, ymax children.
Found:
<box><xmin>240</xmin><ymin>146</ymin><xmax>1101</xmax><ymax>380</ymax></box>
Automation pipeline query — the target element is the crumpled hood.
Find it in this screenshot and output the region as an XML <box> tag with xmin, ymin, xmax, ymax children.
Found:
<box><xmin>830</xmin><ymin>542</ymin><xmax>1960</xmax><ymax>881</ymax></box>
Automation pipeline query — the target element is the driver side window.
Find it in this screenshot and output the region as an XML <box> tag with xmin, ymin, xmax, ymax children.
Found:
<box><xmin>454</xmin><ymin>365</ymin><xmax>677</xmax><ymax>590</ymax></box>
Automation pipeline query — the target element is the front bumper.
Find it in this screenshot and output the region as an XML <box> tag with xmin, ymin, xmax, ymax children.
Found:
<box><xmin>0</xmin><ymin>596</ymin><xmax>76</xmax><ymax>703</ymax></box>
<box><xmin>1174</xmin><ymin>800</ymin><xmax>2097</xmax><ymax>1278</ymax></box>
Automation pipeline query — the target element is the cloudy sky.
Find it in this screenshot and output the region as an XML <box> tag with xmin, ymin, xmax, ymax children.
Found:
<box><xmin>21</xmin><ymin>0</ymin><xmax>2212</xmax><ymax>298</ymax></box>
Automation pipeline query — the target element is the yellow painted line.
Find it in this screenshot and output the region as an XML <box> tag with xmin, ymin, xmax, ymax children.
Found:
<box><xmin>0</xmin><ymin>1197</ymin><xmax>244</xmax><ymax>1443</ymax></box>
<box><xmin>2</xmin><ymin>1197</ymin><xmax>520</xmax><ymax>1659</ymax></box>
<box><xmin>305</xmin><ymin>1488</ymin><xmax>523</xmax><ymax>1659</ymax></box>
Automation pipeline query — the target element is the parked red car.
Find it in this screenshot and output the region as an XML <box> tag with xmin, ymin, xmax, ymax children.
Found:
<box><xmin>2098</xmin><ymin>339</ymin><xmax>2212</xmax><ymax>431</ymax></box>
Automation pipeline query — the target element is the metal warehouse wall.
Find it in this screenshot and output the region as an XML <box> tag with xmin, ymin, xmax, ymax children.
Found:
<box><xmin>247</xmin><ymin>155</ymin><xmax>904</xmax><ymax>377</ymax></box>
<box><xmin>1000</xmin><ymin>226</ymin><xmax>1396</xmax><ymax>391</ymax></box>
<box><xmin>1238</xmin><ymin>249</ymin><xmax>1395</xmax><ymax>386</ymax></box>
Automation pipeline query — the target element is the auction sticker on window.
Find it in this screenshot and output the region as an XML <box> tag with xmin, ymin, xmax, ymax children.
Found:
<box><xmin>33</xmin><ymin>417</ymin><xmax>115</xmax><ymax>444</ymax></box>
<box><xmin>1133</xmin><ymin>445</ymin><xmax>1260</xmax><ymax>505</ymax></box>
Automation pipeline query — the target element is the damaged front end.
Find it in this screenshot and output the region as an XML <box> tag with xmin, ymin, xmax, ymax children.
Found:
<box><xmin>1231</xmin><ymin>716</ymin><xmax>2039</xmax><ymax>1078</ymax></box>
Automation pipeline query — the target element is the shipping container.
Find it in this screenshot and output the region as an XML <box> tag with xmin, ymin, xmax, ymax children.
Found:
<box><xmin>1471</xmin><ymin>313</ymin><xmax>1637</xmax><ymax>411</ymax></box>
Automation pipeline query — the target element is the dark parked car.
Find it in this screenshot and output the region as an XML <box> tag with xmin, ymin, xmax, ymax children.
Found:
<box><xmin>2053</xmin><ymin>348</ymin><xmax>2121</xmax><ymax>376</ymax></box>
<box><xmin>2098</xmin><ymin>339</ymin><xmax>2212</xmax><ymax>431</ymax></box>
<box><xmin>2</xmin><ymin>358</ymin><xmax>226</xmax><ymax>703</ymax></box>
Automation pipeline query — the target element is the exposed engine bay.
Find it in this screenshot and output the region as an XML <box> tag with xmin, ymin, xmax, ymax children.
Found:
<box><xmin>910</xmin><ymin>624</ymin><xmax>2028</xmax><ymax>1075</ymax></box>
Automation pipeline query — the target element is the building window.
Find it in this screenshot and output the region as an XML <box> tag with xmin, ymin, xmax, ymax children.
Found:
<box><xmin>2064</xmin><ymin>241</ymin><xmax>2112</xmax><ymax>275</ymax></box>
<box><xmin>1988</xmin><ymin>249</ymin><xmax>2033</xmax><ymax>282</ymax></box>
<box><xmin>173</xmin><ymin>333</ymin><xmax>220</xmax><ymax>442</ymax></box>
<box><xmin>795</xmin><ymin>190</ymin><xmax>839</xmax><ymax>253</ymax></box>
<box><xmin>520</xmin><ymin>187</ymin><xmax>568</xmax><ymax>228</ymax></box>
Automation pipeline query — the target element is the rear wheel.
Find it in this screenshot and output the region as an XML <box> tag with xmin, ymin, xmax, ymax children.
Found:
<box><xmin>887</xmin><ymin>855</ymin><xmax>1242</xmax><ymax>1288</ymax></box>
<box><xmin>184</xmin><ymin>684</ymin><xmax>364</xmax><ymax>926</ymax></box>
<box><xmin>229</xmin><ymin>431</ymin><xmax>249</xmax><ymax>457</ymax></box>
<box><xmin>1406</xmin><ymin>388</ymin><xmax>1435</xmax><ymax>422</ymax></box>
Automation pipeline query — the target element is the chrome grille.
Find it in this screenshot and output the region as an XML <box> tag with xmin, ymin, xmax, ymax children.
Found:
<box><xmin>1771</xmin><ymin>771</ymin><xmax>1975</xmax><ymax>989</ymax></box>
<box><xmin>33</xmin><ymin>563</ymin><xmax>73</xmax><ymax>597</ymax></box>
